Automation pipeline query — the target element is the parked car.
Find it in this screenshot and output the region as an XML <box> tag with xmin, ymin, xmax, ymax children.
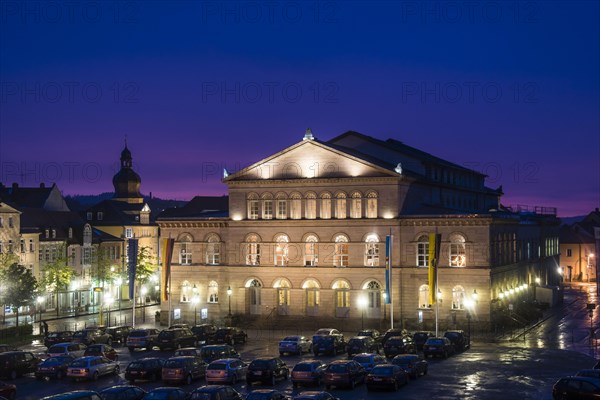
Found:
<box><xmin>169</xmin><ymin>324</ymin><xmax>190</xmax><ymax>329</ymax></box>
<box><xmin>412</xmin><ymin>331</ymin><xmax>434</xmax><ymax>351</ymax></box>
<box><xmin>291</xmin><ymin>360</ymin><xmax>327</xmax><ymax>388</ymax></box>
<box><xmin>206</xmin><ymin>358</ymin><xmax>247</xmax><ymax>385</ymax></box>
<box><xmin>279</xmin><ymin>336</ymin><xmax>312</xmax><ymax>356</ymax></box>
<box><xmin>422</xmin><ymin>337</ymin><xmax>455</xmax><ymax>359</ymax></box>
<box><xmin>246</xmin><ymin>389</ymin><xmax>290</xmax><ymax>400</ymax></box>
<box><xmin>383</xmin><ymin>336</ymin><xmax>416</xmax><ymax>358</ymax></box>
<box><xmin>35</xmin><ymin>355</ymin><xmax>75</xmax><ymax>380</ymax></box>
<box><xmin>0</xmin><ymin>345</ymin><xmax>16</xmax><ymax>354</ymax></box>
<box><xmin>66</xmin><ymin>356</ymin><xmax>119</xmax><ymax>381</ymax></box>
<box><xmin>190</xmin><ymin>385</ymin><xmax>243</xmax><ymax>400</ymax></box>
<box><xmin>314</xmin><ymin>328</ymin><xmax>342</xmax><ymax>337</ymax></box>
<box><xmin>174</xmin><ymin>347</ymin><xmax>203</xmax><ymax>360</ymax></box>
<box><xmin>391</xmin><ymin>354</ymin><xmax>428</xmax><ymax>378</ymax></box>
<box><xmin>356</xmin><ymin>329</ymin><xmax>383</xmax><ymax>346</ymax></box>
<box><xmin>143</xmin><ymin>387</ymin><xmax>188</xmax><ymax>400</ymax></box>
<box><xmin>157</xmin><ymin>328</ymin><xmax>196</xmax><ymax>351</ymax></box>
<box><xmin>200</xmin><ymin>345</ymin><xmax>240</xmax><ymax>363</ymax></box>
<box><xmin>213</xmin><ymin>327</ymin><xmax>247</xmax><ymax>346</ymax></box>
<box><xmin>72</xmin><ymin>328</ymin><xmax>112</xmax><ymax>346</ymax></box>
<box><xmin>443</xmin><ymin>330</ymin><xmax>470</xmax><ymax>352</ymax></box>
<box><xmin>352</xmin><ymin>353</ymin><xmax>387</xmax><ymax>372</ymax></box>
<box><xmin>126</xmin><ymin>329</ymin><xmax>160</xmax><ymax>352</ymax></box>
<box><xmin>41</xmin><ymin>390</ymin><xmax>102</xmax><ymax>400</ymax></box>
<box><xmin>106</xmin><ymin>326</ymin><xmax>132</xmax><ymax>345</ymax></box>
<box><xmin>247</xmin><ymin>357</ymin><xmax>289</xmax><ymax>386</ymax></box>
<box><xmin>0</xmin><ymin>351</ymin><xmax>41</xmax><ymax>379</ymax></box>
<box><xmin>323</xmin><ymin>360</ymin><xmax>366</xmax><ymax>390</ymax></box>
<box><xmin>47</xmin><ymin>343</ymin><xmax>87</xmax><ymax>358</ymax></box>
<box><xmin>84</xmin><ymin>344</ymin><xmax>118</xmax><ymax>361</ymax></box>
<box><xmin>100</xmin><ymin>385</ymin><xmax>146</xmax><ymax>400</ymax></box>
<box><xmin>292</xmin><ymin>391</ymin><xmax>339</xmax><ymax>400</ymax></box>
<box><xmin>43</xmin><ymin>331</ymin><xmax>74</xmax><ymax>348</ymax></box>
<box><xmin>313</xmin><ymin>335</ymin><xmax>346</xmax><ymax>356</ymax></box>
<box><xmin>577</xmin><ymin>369</ymin><xmax>600</xmax><ymax>379</ymax></box>
<box><xmin>0</xmin><ymin>381</ymin><xmax>16</xmax><ymax>400</ymax></box>
<box><xmin>365</xmin><ymin>364</ymin><xmax>409</xmax><ymax>391</ymax></box>
<box><xmin>162</xmin><ymin>356</ymin><xmax>206</xmax><ymax>385</ymax></box>
<box><xmin>552</xmin><ymin>376</ymin><xmax>600</xmax><ymax>399</ymax></box>
<box><xmin>346</xmin><ymin>336</ymin><xmax>380</xmax><ymax>357</ymax></box>
<box><xmin>191</xmin><ymin>324</ymin><xmax>217</xmax><ymax>345</ymax></box>
<box><xmin>125</xmin><ymin>357</ymin><xmax>165</xmax><ymax>383</ymax></box>
<box><xmin>381</xmin><ymin>329</ymin><xmax>407</xmax><ymax>345</ymax></box>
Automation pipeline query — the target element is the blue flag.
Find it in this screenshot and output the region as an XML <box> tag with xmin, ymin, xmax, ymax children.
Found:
<box><xmin>128</xmin><ymin>239</ymin><xmax>139</xmax><ymax>299</ymax></box>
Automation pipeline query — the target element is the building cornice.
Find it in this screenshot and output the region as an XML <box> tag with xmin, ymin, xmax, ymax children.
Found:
<box><xmin>227</xmin><ymin>176</ymin><xmax>403</xmax><ymax>187</ymax></box>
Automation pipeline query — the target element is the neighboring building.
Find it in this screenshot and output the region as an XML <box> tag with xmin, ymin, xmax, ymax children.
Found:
<box><xmin>157</xmin><ymin>130</ymin><xmax>561</xmax><ymax>331</ymax></box>
<box><xmin>560</xmin><ymin>209</ymin><xmax>600</xmax><ymax>282</ymax></box>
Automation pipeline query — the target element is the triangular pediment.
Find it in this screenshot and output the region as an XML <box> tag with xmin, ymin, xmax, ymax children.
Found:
<box><xmin>0</xmin><ymin>202</ymin><xmax>21</xmax><ymax>214</ymax></box>
<box><xmin>225</xmin><ymin>139</ymin><xmax>399</xmax><ymax>181</ymax></box>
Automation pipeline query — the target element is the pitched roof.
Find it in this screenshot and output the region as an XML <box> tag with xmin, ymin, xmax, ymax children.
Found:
<box><xmin>559</xmin><ymin>224</ymin><xmax>595</xmax><ymax>244</ymax></box>
<box><xmin>84</xmin><ymin>199</ymin><xmax>155</xmax><ymax>226</ymax></box>
<box><xmin>158</xmin><ymin>196</ymin><xmax>229</xmax><ymax>220</ymax></box>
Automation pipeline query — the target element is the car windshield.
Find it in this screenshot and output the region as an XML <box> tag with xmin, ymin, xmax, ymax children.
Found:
<box><xmin>293</xmin><ymin>363</ymin><xmax>314</xmax><ymax>372</ymax></box>
<box><xmin>201</xmin><ymin>347</ymin><xmax>224</xmax><ymax>357</ymax></box>
<box><xmin>386</xmin><ymin>338</ymin><xmax>403</xmax><ymax>345</ymax></box>
<box><xmin>353</xmin><ymin>355</ymin><xmax>373</xmax><ymax>363</ymax></box>
<box><xmin>48</xmin><ymin>346</ymin><xmax>66</xmax><ymax>353</ymax></box>
<box><xmin>348</xmin><ymin>339</ymin><xmax>364</xmax><ymax>345</ymax></box>
<box><xmin>145</xmin><ymin>391</ymin><xmax>180</xmax><ymax>400</ymax></box>
<box><xmin>73</xmin><ymin>332</ymin><xmax>86</xmax><ymax>338</ymax></box>
<box><xmin>250</xmin><ymin>360</ymin><xmax>271</xmax><ymax>369</ymax></box>
<box><xmin>445</xmin><ymin>332</ymin><xmax>460</xmax><ymax>338</ymax></box>
<box><xmin>159</xmin><ymin>331</ymin><xmax>176</xmax><ymax>339</ymax></box>
<box><xmin>127</xmin><ymin>361</ymin><xmax>145</xmax><ymax>369</ymax></box>
<box><xmin>314</xmin><ymin>336</ymin><xmax>334</xmax><ymax>344</ymax></box>
<box><xmin>358</xmin><ymin>331</ymin><xmax>373</xmax><ymax>336</ymax></box>
<box><xmin>164</xmin><ymin>360</ymin><xmax>185</xmax><ymax>368</ymax></box>
<box><xmin>175</xmin><ymin>349</ymin><xmax>195</xmax><ymax>356</ymax></box>
<box><xmin>208</xmin><ymin>363</ymin><xmax>227</xmax><ymax>370</ymax></box>
<box><xmin>282</xmin><ymin>336</ymin><xmax>298</xmax><ymax>342</ymax></box>
<box><xmin>371</xmin><ymin>366</ymin><xmax>394</xmax><ymax>375</ymax></box>
<box><xmin>428</xmin><ymin>339</ymin><xmax>445</xmax><ymax>345</ymax></box>
<box><xmin>129</xmin><ymin>331</ymin><xmax>149</xmax><ymax>337</ymax></box>
<box><xmin>246</xmin><ymin>393</ymin><xmax>277</xmax><ymax>400</ymax></box>
<box><xmin>45</xmin><ymin>356</ymin><xmax>70</xmax><ymax>363</ymax></box>
<box><xmin>327</xmin><ymin>364</ymin><xmax>348</xmax><ymax>373</ymax></box>
<box><xmin>414</xmin><ymin>333</ymin><xmax>429</xmax><ymax>339</ymax></box>
<box><xmin>70</xmin><ymin>359</ymin><xmax>88</xmax><ymax>367</ymax></box>
<box><xmin>190</xmin><ymin>393</ymin><xmax>213</xmax><ymax>400</ymax></box>
<box><xmin>86</xmin><ymin>348</ymin><xmax>102</xmax><ymax>354</ymax></box>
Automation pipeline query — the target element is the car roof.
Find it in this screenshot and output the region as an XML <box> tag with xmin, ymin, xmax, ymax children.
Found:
<box><xmin>100</xmin><ymin>385</ymin><xmax>143</xmax><ymax>393</ymax></box>
<box><xmin>193</xmin><ymin>385</ymin><xmax>230</xmax><ymax>392</ymax></box>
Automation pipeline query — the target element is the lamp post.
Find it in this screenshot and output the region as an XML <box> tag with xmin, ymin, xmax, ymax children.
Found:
<box><xmin>36</xmin><ymin>296</ymin><xmax>44</xmax><ymax>324</ymax></box>
<box><xmin>192</xmin><ymin>295</ymin><xmax>199</xmax><ymax>325</ymax></box>
<box><xmin>358</xmin><ymin>296</ymin><xmax>368</xmax><ymax>329</ymax></box>
<box><xmin>141</xmin><ymin>286</ymin><xmax>148</xmax><ymax>323</ymax></box>
<box><xmin>588</xmin><ymin>254</ymin><xmax>595</xmax><ymax>283</ymax></box>
<box><xmin>227</xmin><ymin>286</ymin><xmax>232</xmax><ymax>317</ymax></box>
<box><xmin>382</xmin><ymin>292</ymin><xmax>387</xmax><ymax>322</ymax></box>
<box><xmin>105</xmin><ymin>295</ymin><xmax>113</xmax><ymax>327</ymax></box>
<box><xmin>114</xmin><ymin>277</ymin><xmax>123</xmax><ymax>313</ymax></box>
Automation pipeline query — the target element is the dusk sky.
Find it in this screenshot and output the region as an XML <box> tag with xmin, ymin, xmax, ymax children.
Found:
<box><xmin>0</xmin><ymin>1</ymin><xmax>598</xmax><ymax>217</ymax></box>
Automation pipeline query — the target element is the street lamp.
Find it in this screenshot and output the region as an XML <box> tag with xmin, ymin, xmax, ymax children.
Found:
<box><xmin>141</xmin><ymin>286</ymin><xmax>148</xmax><ymax>323</ymax></box>
<box><xmin>358</xmin><ymin>296</ymin><xmax>368</xmax><ymax>329</ymax></box>
<box><xmin>192</xmin><ymin>295</ymin><xmax>200</xmax><ymax>325</ymax></box>
<box><xmin>227</xmin><ymin>286</ymin><xmax>232</xmax><ymax>317</ymax></box>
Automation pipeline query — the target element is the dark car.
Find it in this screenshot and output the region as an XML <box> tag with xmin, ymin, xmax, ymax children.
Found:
<box><xmin>381</xmin><ymin>329</ymin><xmax>407</xmax><ymax>345</ymax></box>
<box><xmin>346</xmin><ymin>336</ymin><xmax>379</xmax><ymax>357</ymax></box>
<box><xmin>106</xmin><ymin>326</ymin><xmax>132</xmax><ymax>345</ymax></box>
<box><xmin>213</xmin><ymin>327</ymin><xmax>247</xmax><ymax>346</ymax></box>
<box><xmin>246</xmin><ymin>389</ymin><xmax>290</xmax><ymax>400</ymax></box>
<box><xmin>0</xmin><ymin>381</ymin><xmax>16</xmax><ymax>400</ymax></box>
<box><xmin>356</xmin><ymin>329</ymin><xmax>382</xmax><ymax>346</ymax></box>
<box><xmin>126</xmin><ymin>329</ymin><xmax>160</xmax><ymax>352</ymax></box>
<box><xmin>553</xmin><ymin>376</ymin><xmax>600</xmax><ymax>399</ymax></box>
<box><xmin>35</xmin><ymin>355</ymin><xmax>76</xmax><ymax>380</ymax></box>
<box><xmin>577</xmin><ymin>369</ymin><xmax>600</xmax><ymax>379</ymax></box>
<box><xmin>443</xmin><ymin>330</ymin><xmax>470</xmax><ymax>352</ymax></box>
<box><xmin>323</xmin><ymin>360</ymin><xmax>366</xmax><ymax>390</ymax></box>
<box><xmin>162</xmin><ymin>356</ymin><xmax>206</xmax><ymax>385</ymax></box>
<box><xmin>43</xmin><ymin>331</ymin><xmax>74</xmax><ymax>348</ymax></box>
<box><xmin>125</xmin><ymin>357</ymin><xmax>165</xmax><ymax>383</ymax></box>
<box><xmin>383</xmin><ymin>336</ymin><xmax>416</xmax><ymax>358</ymax></box>
<box><xmin>191</xmin><ymin>324</ymin><xmax>218</xmax><ymax>345</ymax></box>
<box><xmin>292</xmin><ymin>391</ymin><xmax>339</xmax><ymax>400</ymax></box>
<box><xmin>247</xmin><ymin>357</ymin><xmax>289</xmax><ymax>386</ymax></box>
<box><xmin>291</xmin><ymin>360</ymin><xmax>327</xmax><ymax>388</ymax></box>
<box><xmin>365</xmin><ymin>364</ymin><xmax>409</xmax><ymax>391</ymax></box>
<box><xmin>174</xmin><ymin>347</ymin><xmax>203</xmax><ymax>360</ymax></box>
<box><xmin>391</xmin><ymin>354</ymin><xmax>428</xmax><ymax>378</ymax></box>
<box><xmin>72</xmin><ymin>328</ymin><xmax>112</xmax><ymax>346</ymax></box>
<box><xmin>412</xmin><ymin>331</ymin><xmax>434</xmax><ymax>351</ymax></box>
<box><xmin>423</xmin><ymin>337</ymin><xmax>455</xmax><ymax>359</ymax></box>
<box><xmin>0</xmin><ymin>351</ymin><xmax>41</xmax><ymax>379</ymax></box>
<box><xmin>190</xmin><ymin>385</ymin><xmax>243</xmax><ymax>400</ymax></box>
<box><xmin>200</xmin><ymin>345</ymin><xmax>240</xmax><ymax>363</ymax></box>
<box><xmin>41</xmin><ymin>390</ymin><xmax>102</xmax><ymax>400</ymax></box>
<box><xmin>0</xmin><ymin>345</ymin><xmax>16</xmax><ymax>354</ymax></box>
<box><xmin>352</xmin><ymin>353</ymin><xmax>387</xmax><ymax>372</ymax></box>
<box><xmin>100</xmin><ymin>385</ymin><xmax>146</xmax><ymax>400</ymax></box>
<box><xmin>157</xmin><ymin>328</ymin><xmax>197</xmax><ymax>351</ymax></box>
<box><xmin>84</xmin><ymin>344</ymin><xmax>118</xmax><ymax>361</ymax></box>
<box><xmin>142</xmin><ymin>387</ymin><xmax>188</xmax><ymax>400</ymax></box>
<box><xmin>313</xmin><ymin>335</ymin><xmax>346</xmax><ymax>356</ymax></box>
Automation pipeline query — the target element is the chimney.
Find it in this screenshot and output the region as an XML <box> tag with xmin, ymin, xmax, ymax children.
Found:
<box><xmin>11</xmin><ymin>182</ymin><xmax>18</xmax><ymax>191</ymax></box>
<box><xmin>40</xmin><ymin>183</ymin><xmax>45</xmax><ymax>188</ymax></box>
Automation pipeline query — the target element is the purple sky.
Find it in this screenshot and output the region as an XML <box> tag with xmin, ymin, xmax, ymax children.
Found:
<box><xmin>0</xmin><ymin>1</ymin><xmax>598</xmax><ymax>217</ymax></box>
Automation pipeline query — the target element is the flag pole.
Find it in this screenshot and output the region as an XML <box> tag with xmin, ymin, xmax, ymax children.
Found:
<box><xmin>132</xmin><ymin>283</ymin><xmax>136</xmax><ymax>328</ymax></box>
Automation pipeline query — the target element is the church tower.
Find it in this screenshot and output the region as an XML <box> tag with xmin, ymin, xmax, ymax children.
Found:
<box><xmin>112</xmin><ymin>145</ymin><xmax>143</xmax><ymax>204</ymax></box>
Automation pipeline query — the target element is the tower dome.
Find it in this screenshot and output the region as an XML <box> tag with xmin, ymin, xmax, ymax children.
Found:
<box><xmin>112</xmin><ymin>145</ymin><xmax>142</xmax><ymax>203</ymax></box>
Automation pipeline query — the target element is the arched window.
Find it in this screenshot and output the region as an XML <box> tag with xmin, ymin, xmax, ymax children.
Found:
<box><xmin>305</xmin><ymin>192</ymin><xmax>317</xmax><ymax>219</ymax></box>
<box><xmin>261</xmin><ymin>193</ymin><xmax>273</xmax><ymax>220</ymax></box>
<box><xmin>452</xmin><ymin>285</ymin><xmax>465</xmax><ymax>310</ymax></box>
<box><xmin>274</xmin><ymin>278</ymin><xmax>291</xmax><ymax>315</ymax></box>
<box><xmin>179</xmin><ymin>236</ymin><xmax>192</xmax><ymax>265</ymax></box>
<box><xmin>449</xmin><ymin>234</ymin><xmax>466</xmax><ymax>267</ymax></box>
<box><xmin>304</xmin><ymin>234</ymin><xmax>318</xmax><ymax>267</ymax></box>
<box><xmin>274</xmin><ymin>234</ymin><xmax>289</xmax><ymax>266</ymax></box>
<box><xmin>335</xmin><ymin>192</ymin><xmax>347</xmax><ymax>219</ymax></box>
<box><xmin>333</xmin><ymin>235</ymin><xmax>349</xmax><ymax>267</ymax></box>
<box><xmin>366</xmin><ymin>191</ymin><xmax>378</xmax><ymax>218</ymax></box>
<box><xmin>290</xmin><ymin>192</ymin><xmax>302</xmax><ymax>219</ymax></box>
<box><xmin>363</xmin><ymin>281</ymin><xmax>382</xmax><ymax>319</ymax></box>
<box><xmin>419</xmin><ymin>284</ymin><xmax>430</xmax><ymax>309</ymax></box>
<box><xmin>247</xmin><ymin>193</ymin><xmax>259</xmax><ymax>220</ymax></box>
<box><xmin>207</xmin><ymin>281</ymin><xmax>219</xmax><ymax>303</ymax></box>
<box><xmin>245</xmin><ymin>234</ymin><xmax>261</xmax><ymax>266</ymax></box>
<box><xmin>350</xmin><ymin>191</ymin><xmax>362</xmax><ymax>218</ymax></box>
<box><xmin>276</xmin><ymin>193</ymin><xmax>288</xmax><ymax>219</ymax></box>
<box><xmin>303</xmin><ymin>279</ymin><xmax>320</xmax><ymax>316</ymax></box>
<box><xmin>206</xmin><ymin>234</ymin><xmax>220</xmax><ymax>265</ymax></box>
<box><xmin>246</xmin><ymin>279</ymin><xmax>262</xmax><ymax>314</ymax></box>
<box><xmin>333</xmin><ymin>280</ymin><xmax>350</xmax><ymax>316</ymax></box>
<box><xmin>417</xmin><ymin>235</ymin><xmax>429</xmax><ymax>267</ymax></box>
<box><xmin>181</xmin><ymin>281</ymin><xmax>191</xmax><ymax>303</ymax></box>
<box><xmin>365</xmin><ymin>234</ymin><xmax>379</xmax><ymax>266</ymax></box>
<box><xmin>320</xmin><ymin>192</ymin><xmax>331</xmax><ymax>219</ymax></box>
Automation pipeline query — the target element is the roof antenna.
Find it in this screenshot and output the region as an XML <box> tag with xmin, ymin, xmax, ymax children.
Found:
<box><xmin>303</xmin><ymin>128</ymin><xmax>314</xmax><ymax>141</ymax></box>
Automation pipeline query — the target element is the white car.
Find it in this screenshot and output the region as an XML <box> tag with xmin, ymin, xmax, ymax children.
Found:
<box><xmin>66</xmin><ymin>356</ymin><xmax>120</xmax><ymax>381</ymax></box>
<box><xmin>46</xmin><ymin>343</ymin><xmax>87</xmax><ymax>359</ymax></box>
<box><xmin>279</xmin><ymin>336</ymin><xmax>313</xmax><ymax>355</ymax></box>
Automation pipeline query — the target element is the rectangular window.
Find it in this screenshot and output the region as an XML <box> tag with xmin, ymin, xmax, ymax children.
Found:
<box><xmin>125</xmin><ymin>228</ymin><xmax>133</xmax><ymax>238</ymax></box>
<box><xmin>335</xmin><ymin>198</ymin><xmax>346</xmax><ymax>219</ymax></box>
<box><xmin>248</xmin><ymin>200</ymin><xmax>259</xmax><ymax>220</ymax></box>
<box><xmin>366</xmin><ymin>198</ymin><xmax>377</xmax><ymax>218</ymax></box>
<box><xmin>566</xmin><ymin>249</ymin><xmax>572</xmax><ymax>257</ymax></box>
<box><xmin>8</xmin><ymin>217</ymin><xmax>13</xmax><ymax>228</ymax></box>
<box><xmin>206</xmin><ymin>243</ymin><xmax>220</xmax><ymax>265</ymax></box>
<box><xmin>20</xmin><ymin>239</ymin><xmax>25</xmax><ymax>253</ymax></box>
<box><xmin>246</xmin><ymin>243</ymin><xmax>260</xmax><ymax>266</ymax></box>
<box><xmin>350</xmin><ymin>198</ymin><xmax>361</xmax><ymax>218</ymax></box>
<box><xmin>334</xmin><ymin>243</ymin><xmax>349</xmax><ymax>267</ymax></box>
<box><xmin>365</xmin><ymin>243</ymin><xmax>379</xmax><ymax>266</ymax></box>
<box><xmin>262</xmin><ymin>200</ymin><xmax>273</xmax><ymax>219</ymax></box>
<box><xmin>97</xmin><ymin>212</ymin><xmax>103</xmax><ymax>220</ymax></box>
<box><xmin>277</xmin><ymin>200</ymin><xmax>287</xmax><ymax>219</ymax></box>
<box><xmin>320</xmin><ymin>197</ymin><xmax>331</xmax><ymax>219</ymax></box>
<box><xmin>87</xmin><ymin>212</ymin><xmax>93</xmax><ymax>221</ymax></box>
<box><xmin>305</xmin><ymin>198</ymin><xmax>316</xmax><ymax>219</ymax></box>
<box><xmin>29</xmin><ymin>239</ymin><xmax>34</xmax><ymax>252</ymax></box>
<box><xmin>7</xmin><ymin>240</ymin><xmax>13</xmax><ymax>253</ymax></box>
<box><xmin>0</xmin><ymin>217</ymin><xmax>3</xmax><ymax>227</ymax></box>
<box><xmin>180</xmin><ymin>243</ymin><xmax>192</xmax><ymax>265</ymax></box>
<box><xmin>290</xmin><ymin>198</ymin><xmax>301</xmax><ymax>219</ymax></box>
<box><xmin>83</xmin><ymin>248</ymin><xmax>92</xmax><ymax>265</ymax></box>
<box><xmin>417</xmin><ymin>242</ymin><xmax>429</xmax><ymax>267</ymax></box>
<box><xmin>304</xmin><ymin>242</ymin><xmax>317</xmax><ymax>266</ymax></box>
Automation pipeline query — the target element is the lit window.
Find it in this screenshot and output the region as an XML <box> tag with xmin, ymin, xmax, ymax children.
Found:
<box><xmin>335</xmin><ymin>192</ymin><xmax>347</xmax><ymax>219</ymax></box>
<box><xmin>350</xmin><ymin>192</ymin><xmax>362</xmax><ymax>218</ymax></box>
<box><xmin>366</xmin><ymin>191</ymin><xmax>378</xmax><ymax>218</ymax></box>
<box><xmin>417</xmin><ymin>235</ymin><xmax>429</xmax><ymax>267</ymax></box>
<box><xmin>304</xmin><ymin>235</ymin><xmax>318</xmax><ymax>266</ymax></box>
<box><xmin>247</xmin><ymin>193</ymin><xmax>259</xmax><ymax>220</ymax></box>
<box><xmin>449</xmin><ymin>234</ymin><xmax>466</xmax><ymax>267</ymax></box>
<box><xmin>303</xmin><ymin>279</ymin><xmax>320</xmax><ymax>308</ymax></box>
<box><xmin>125</xmin><ymin>228</ymin><xmax>133</xmax><ymax>238</ymax></box>
<box><xmin>452</xmin><ymin>285</ymin><xmax>465</xmax><ymax>310</ymax></box>
<box><xmin>180</xmin><ymin>239</ymin><xmax>192</xmax><ymax>265</ymax></box>
<box><xmin>208</xmin><ymin>281</ymin><xmax>219</xmax><ymax>303</ymax></box>
<box><xmin>365</xmin><ymin>234</ymin><xmax>379</xmax><ymax>266</ymax></box>
<box><xmin>320</xmin><ymin>192</ymin><xmax>331</xmax><ymax>219</ymax></box>
<box><xmin>419</xmin><ymin>284</ymin><xmax>430</xmax><ymax>308</ymax></box>
<box><xmin>333</xmin><ymin>280</ymin><xmax>350</xmax><ymax>308</ymax></box>
<box><xmin>261</xmin><ymin>193</ymin><xmax>273</xmax><ymax>220</ymax></box>
<box><xmin>333</xmin><ymin>235</ymin><xmax>349</xmax><ymax>267</ymax></box>
<box><xmin>290</xmin><ymin>193</ymin><xmax>302</xmax><ymax>219</ymax></box>
<box><xmin>245</xmin><ymin>234</ymin><xmax>261</xmax><ymax>266</ymax></box>
<box><xmin>206</xmin><ymin>234</ymin><xmax>220</xmax><ymax>265</ymax></box>
<box><xmin>275</xmin><ymin>279</ymin><xmax>291</xmax><ymax>306</ymax></box>
<box><xmin>365</xmin><ymin>281</ymin><xmax>381</xmax><ymax>308</ymax></box>
<box><xmin>274</xmin><ymin>234</ymin><xmax>289</xmax><ymax>266</ymax></box>
<box><xmin>180</xmin><ymin>281</ymin><xmax>191</xmax><ymax>303</ymax></box>
<box><xmin>305</xmin><ymin>192</ymin><xmax>317</xmax><ymax>219</ymax></box>
<box><xmin>276</xmin><ymin>193</ymin><xmax>287</xmax><ymax>219</ymax></box>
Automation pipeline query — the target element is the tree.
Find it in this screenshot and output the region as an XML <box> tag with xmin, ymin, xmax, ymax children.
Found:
<box><xmin>41</xmin><ymin>244</ymin><xmax>73</xmax><ymax>317</ymax></box>
<box><xmin>0</xmin><ymin>253</ymin><xmax>19</xmax><ymax>324</ymax></box>
<box><xmin>91</xmin><ymin>246</ymin><xmax>118</xmax><ymax>289</ymax></box>
<box><xmin>135</xmin><ymin>246</ymin><xmax>158</xmax><ymax>286</ymax></box>
<box><xmin>0</xmin><ymin>263</ymin><xmax>38</xmax><ymax>327</ymax></box>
